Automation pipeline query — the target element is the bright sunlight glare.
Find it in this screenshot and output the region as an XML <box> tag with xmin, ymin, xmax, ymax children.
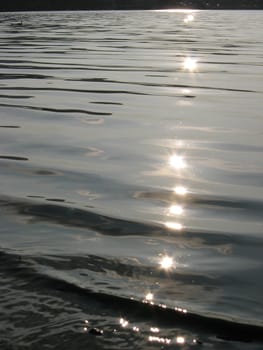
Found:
<box><xmin>184</xmin><ymin>14</ymin><xmax>194</xmax><ymax>23</ymax></box>
<box><xmin>169</xmin><ymin>205</ymin><xmax>183</xmax><ymax>215</ymax></box>
<box><xmin>145</xmin><ymin>292</ymin><xmax>154</xmax><ymax>301</ymax></box>
<box><xmin>169</xmin><ymin>155</ymin><xmax>186</xmax><ymax>169</ymax></box>
<box><xmin>159</xmin><ymin>256</ymin><xmax>174</xmax><ymax>270</ymax></box>
<box><xmin>165</xmin><ymin>222</ymin><xmax>183</xmax><ymax>230</ymax></box>
<box><xmin>174</xmin><ymin>186</ymin><xmax>188</xmax><ymax>195</ymax></box>
<box><xmin>183</xmin><ymin>57</ymin><xmax>197</xmax><ymax>71</ymax></box>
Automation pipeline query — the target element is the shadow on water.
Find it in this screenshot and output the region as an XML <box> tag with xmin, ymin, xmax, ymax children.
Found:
<box><xmin>1</xmin><ymin>193</ymin><xmax>263</xmax><ymax>248</ymax></box>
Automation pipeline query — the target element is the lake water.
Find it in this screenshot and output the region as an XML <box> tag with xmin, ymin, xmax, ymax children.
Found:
<box><xmin>0</xmin><ymin>9</ymin><xmax>263</xmax><ymax>349</ymax></box>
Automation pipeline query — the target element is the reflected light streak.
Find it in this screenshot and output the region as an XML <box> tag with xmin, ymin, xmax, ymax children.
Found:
<box><xmin>175</xmin><ymin>307</ymin><xmax>188</xmax><ymax>314</ymax></box>
<box><xmin>120</xmin><ymin>318</ymin><xmax>129</xmax><ymax>327</ymax></box>
<box><xmin>184</xmin><ymin>57</ymin><xmax>197</xmax><ymax>71</ymax></box>
<box><xmin>159</xmin><ymin>256</ymin><xmax>174</xmax><ymax>270</ymax></box>
<box><xmin>165</xmin><ymin>222</ymin><xmax>183</xmax><ymax>231</ymax></box>
<box><xmin>174</xmin><ymin>186</ymin><xmax>188</xmax><ymax>196</ymax></box>
<box><xmin>145</xmin><ymin>292</ymin><xmax>154</xmax><ymax>301</ymax></box>
<box><xmin>184</xmin><ymin>14</ymin><xmax>194</xmax><ymax>23</ymax></box>
<box><xmin>169</xmin><ymin>155</ymin><xmax>186</xmax><ymax>169</ymax></box>
<box><xmin>150</xmin><ymin>327</ymin><xmax>160</xmax><ymax>333</ymax></box>
<box><xmin>83</xmin><ymin>319</ymin><xmax>89</xmax><ymax>332</ymax></box>
<box><xmin>149</xmin><ymin>336</ymin><xmax>171</xmax><ymax>344</ymax></box>
<box><xmin>169</xmin><ymin>205</ymin><xmax>183</xmax><ymax>216</ymax></box>
<box><xmin>182</xmin><ymin>88</ymin><xmax>191</xmax><ymax>95</ymax></box>
<box><xmin>176</xmin><ymin>336</ymin><xmax>185</xmax><ymax>344</ymax></box>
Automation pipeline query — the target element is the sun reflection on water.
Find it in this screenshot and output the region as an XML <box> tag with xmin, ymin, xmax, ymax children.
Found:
<box><xmin>165</xmin><ymin>221</ymin><xmax>183</xmax><ymax>231</ymax></box>
<box><xmin>174</xmin><ymin>186</ymin><xmax>188</xmax><ymax>195</ymax></box>
<box><xmin>150</xmin><ymin>327</ymin><xmax>160</xmax><ymax>333</ymax></box>
<box><xmin>169</xmin><ymin>155</ymin><xmax>187</xmax><ymax>169</ymax></box>
<box><xmin>133</xmin><ymin>326</ymin><xmax>140</xmax><ymax>332</ymax></box>
<box><xmin>149</xmin><ymin>336</ymin><xmax>171</xmax><ymax>344</ymax></box>
<box><xmin>159</xmin><ymin>255</ymin><xmax>174</xmax><ymax>270</ymax></box>
<box><xmin>145</xmin><ymin>292</ymin><xmax>154</xmax><ymax>301</ymax></box>
<box><xmin>119</xmin><ymin>318</ymin><xmax>129</xmax><ymax>327</ymax></box>
<box><xmin>184</xmin><ymin>14</ymin><xmax>194</xmax><ymax>23</ymax></box>
<box><xmin>182</xmin><ymin>88</ymin><xmax>192</xmax><ymax>95</ymax></box>
<box><xmin>183</xmin><ymin>57</ymin><xmax>198</xmax><ymax>71</ymax></box>
<box><xmin>176</xmin><ymin>336</ymin><xmax>186</xmax><ymax>344</ymax></box>
<box><xmin>169</xmin><ymin>204</ymin><xmax>183</xmax><ymax>215</ymax></box>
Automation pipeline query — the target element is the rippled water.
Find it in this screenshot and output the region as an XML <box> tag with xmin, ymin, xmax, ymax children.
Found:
<box><xmin>0</xmin><ymin>9</ymin><xmax>263</xmax><ymax>349</ymax></box>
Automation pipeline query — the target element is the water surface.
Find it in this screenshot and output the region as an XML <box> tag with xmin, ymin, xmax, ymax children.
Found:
<box><xmin>0</xmin><ymin>9</ymin><xmax>263</xmax><ymax>349</ymax></box>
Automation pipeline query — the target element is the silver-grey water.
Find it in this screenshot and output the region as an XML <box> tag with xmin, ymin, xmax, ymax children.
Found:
<box><xmin>0</xmin><ymin>10</ymin><xmax>263</xmax><ymax>349</ymax></box>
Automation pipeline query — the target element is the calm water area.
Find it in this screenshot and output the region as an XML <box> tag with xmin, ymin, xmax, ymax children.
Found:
<box><xmin>0</xmin><ymin>9</ymin><xmax>263</xmax><ymax>349</ymax></box>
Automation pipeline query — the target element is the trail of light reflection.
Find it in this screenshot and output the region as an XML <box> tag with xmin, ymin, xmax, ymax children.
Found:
<box><xmin>174</xmin><ymin>186</ymin><xmax>188</xmax><ymax>195</ymax></box>
<box><xmin>184</xmin><ymin>57</ymin><xmax>197</xmax><ymax>71</ymax></box>
<box><xmin>184</xmin><ymin>14</ymin><xmax>194</xmax><ymax>23</ymax></box>
<box><xmin>165</xmin><ymin>222</ymin><xmax>183</xmax><ymax>230</ymax></box>
<box><xmin>133</xmin><ymin>326</ymin><xmax>140</xmax><ymax>332</ymax></box>
<box><xmin>182</xmin><ymin>88</ymin><xmax>192</xmax><ymax>95</ymax></box>
<box><xmin>169</xmin><ymin>205</ymin><xmax>183</xmax><ymax>215</ymax></box>
<box><xmin>120</xmin><ymin>318</ymin><xmax>129</xmax><ymax>327</ymax></box>
<box><xmin>175</xmin><ymin>307</ymin><xmax>188</xmax><ymax>313</ymax></box>
<box><xmin>169</xmin><ymin>155</ymin><xmax>187</xmax><ymax>169</ymax></box>
<box><xmin>83</xmin><ymin>319</ymin><xmax>89</xmax><ymax>332</ymax></box>
<box><xmin>149</xmin><ymin>336</ymin><xmax>171</xmax><ymax>344</ymax></box>
<box><xmin>145</xmin><ymin>292</ymin><xmax>154</xmax><ymax>301</ymax></box>
<box><xmin>159</xmin><ymin>255</ymin><xmax>174</xmax><ymax>270</ymax></box>
<box><xmin>150</xmin><ymin>327</ymin><xmax>160</xmax><ymax>333</ymax></box>
<box><xmin>176</xmin><ymin>336</ymin><xmax>185</xmax><ymax>344</ymax></box>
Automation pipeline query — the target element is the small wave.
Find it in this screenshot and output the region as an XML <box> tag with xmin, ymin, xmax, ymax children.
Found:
<box><xmin>0</xmin><ymin>103</ymin><xmax>112</xmax><ymax>116</ymax></box>
<box><xmin>0</xmin><ymin>86</ymin><xmax>148</xmax><ymax>96</ymax></box>
<box><xmin>0</xmin><ymin>125</ymin><xmax>20</xmax><ymax>128</ymax></box>
<box><xmin>1</xmin><ymin>196</ymin><xmax>262</xmax><ymax>247</ymax></box>
<box><xmin>0</xmin><ymin>249</ymin><xmax>262</xmax><ymax>344</ymax></box>
<box><xmin>0</xmin><ymin>155</ymin><xmax>28</xmax><ymax>161</ymax></box>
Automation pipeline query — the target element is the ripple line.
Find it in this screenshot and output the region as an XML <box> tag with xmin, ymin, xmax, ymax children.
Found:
<box><xmin>1</xmin><ymin>249</ymin><xmax>263</xmax><ymax>343</ymax></box>
<box><xmin>0</xmin><ymin>155</ymin><xmax>28</xmax><ymax>161</ymax></box>
<box><xmin>0</xmin><ymin>103</ymin><xmax>112</xmax><ymax>116</ymax></box>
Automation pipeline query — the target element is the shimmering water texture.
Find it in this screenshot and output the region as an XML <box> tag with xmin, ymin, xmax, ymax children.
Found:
<box><xmin>0</xmin><ymin>9</ymin><xmax>263</xmax><ymax>350</ymax></box>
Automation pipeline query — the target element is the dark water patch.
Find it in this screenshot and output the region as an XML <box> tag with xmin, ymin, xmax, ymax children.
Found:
<box><xmin>223</xmin><ymin>44</ymin><xmax>242</xmax><ymax>48</ymax></box>
<box><xmin>46</xmin><ymin>198</ymin><xmax>66</xmax><ymax>203</ymax></box>
<box><xmin>145</xmin><ymin>74</ymin><xmax>169</xmax><ymax>77</ymax></box>
<box><xmin>35</xmin><ymin>170</ymin><xmax>58</xmax><ymax>175</ymax></box>
<box><xmin>0</xmin><ymin>250</ymin><xmax>263</xmax><ymax>344</ymax></box>
<box><xmin>0</xmin><ymin>125</ymin><xmax>20</xmax><ymax>128</ymax></box>
<box><xmin>0</xmin><ymin>73</ymin><xmax>52</xmax><ymax>80</ymax></box>
<box><xmin>183</xmin><ymin>94</ymin><xmax>196</xmax><ymax>98</ymax></box>
<box><xmin>212</xmin><ymin>52</ymin><xmax>238</xmax><ymax>56</ymax></box>
<box><xmin>0</xmin><ymin>196</ymin><xmax>262</xmax><ymax>248</ymax></box>
<box><xmin>90</xmin><ymin>101</ymin><xmax>123</xmax><ymax>105</ymax></box>
<box><xmin>0</xmin><ymin>155</ymin><xmax>28</xmax><ymax>161</ymax></box>
<box><xmin>8</xmin><ymin>199</ymin><xmax>164</xmax><ymax>237</ymax></box>
<box><xmin>0</xmin><ymin>94</ymin><xmax>32</xmax><ymax>99</ymax></box>
<box><xmin>0</xmin><ymin>103</ymin><xmax>112</xmax><ymax>116</ymax></box>
<box><xmin>42</xmin><ymin>50</ymin><xmax>67</xmax><ymax>54</ymax></box>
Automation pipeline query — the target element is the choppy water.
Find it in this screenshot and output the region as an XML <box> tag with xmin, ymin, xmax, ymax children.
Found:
<box><xmin>0</xmin><ymin>9</ymin><xmax>263</xmax><ymax>349</ymax></box>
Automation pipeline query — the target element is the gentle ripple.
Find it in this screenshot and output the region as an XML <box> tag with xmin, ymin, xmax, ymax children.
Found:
<box><xmin>0</xmin><ymin>9</ymin><xmax>263</xmax><ymax>350</ymax></box>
